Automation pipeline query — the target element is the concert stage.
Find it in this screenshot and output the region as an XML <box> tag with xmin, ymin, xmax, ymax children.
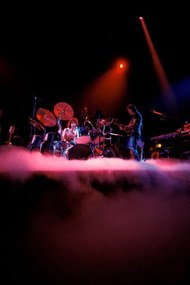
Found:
<box><xmin>0</xmin><ymin>145</ymin><xmax>190</xmax><ymax>284</ymax></box>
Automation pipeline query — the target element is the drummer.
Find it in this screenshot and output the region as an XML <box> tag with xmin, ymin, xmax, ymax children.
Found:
<box><xmin>61</xmin><ymin>117</ymin><xmax>80</xmax><ymax>146</ymax></box>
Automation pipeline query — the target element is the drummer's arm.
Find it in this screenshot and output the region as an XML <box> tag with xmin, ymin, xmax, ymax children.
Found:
<box><xmin>76</xmin><ymin>127</ymin><xmax>80</xmax><ymax>138</ymax></box>
<box><xmin>61</xmin><ymin>128</ymin><xmax>68</xmax><ymax>141</ymax></box>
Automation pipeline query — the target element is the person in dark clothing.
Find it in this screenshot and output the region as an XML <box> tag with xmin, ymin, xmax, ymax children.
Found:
<box><xmin>79</xmin><ymin>107</ymin><xmax>89</xmax><ymax>136</ymax></box>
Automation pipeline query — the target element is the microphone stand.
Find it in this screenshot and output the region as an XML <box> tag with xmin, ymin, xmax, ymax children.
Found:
<box><xmin>30</xmin><ymin>96</ymin><xmax>37</xmax><ymax>141</ymax></box>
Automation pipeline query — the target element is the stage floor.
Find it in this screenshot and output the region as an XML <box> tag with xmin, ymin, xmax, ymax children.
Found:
<box><xmin>1</xmin><ymin>145</ymin><xmax>190</xmax><ymax>284</ymax></box>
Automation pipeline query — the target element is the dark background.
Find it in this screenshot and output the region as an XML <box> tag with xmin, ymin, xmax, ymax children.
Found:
<box><xmin>1</xmin><ymin>11</ymin><xmax>190</xmax><ymax>284</ymax></box>
<box><xmin>0</xmin><ymin>12</ymin><xmax>190</xmax><ymax>145</ymax></box>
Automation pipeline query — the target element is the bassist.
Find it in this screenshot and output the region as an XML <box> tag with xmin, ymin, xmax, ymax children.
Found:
<box><xmin>124</xmin><ymin>104</ymin><xmax>143</xmax><ymax>161</ymax></box>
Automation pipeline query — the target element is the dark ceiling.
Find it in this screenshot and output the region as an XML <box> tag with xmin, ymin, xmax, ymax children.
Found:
<box><xmin>0</xmin><ymin>12</ymin><xmax>190</xmax><ymax>142</ymax></box>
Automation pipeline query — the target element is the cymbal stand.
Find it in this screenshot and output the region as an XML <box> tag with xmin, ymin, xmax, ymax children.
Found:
<box><xmin>30</xmin><ymin>96</ymin><xmax>38</xmax><ymax>141</ymax></box>
<box><xmin>90</xmin><ymin>127</ymin><xmax>98</xmax><ymax>157</ymax></box>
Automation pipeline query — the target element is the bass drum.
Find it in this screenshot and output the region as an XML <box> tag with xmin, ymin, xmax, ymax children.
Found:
<box><xmin>67</xmin><ymin>144</ymin><xmax>93</xmax><ymax>160</ymax></box>
<box><xmin>102</xmin><ymin>146</ymin><xmax>117</xmax><ymax>158</ymax></box>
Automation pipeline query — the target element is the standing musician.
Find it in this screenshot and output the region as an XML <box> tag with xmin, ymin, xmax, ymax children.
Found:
<box><xmin>123</xmin><ymin>104</ymin><xmax>143</xmax><ymax>161</ymax></box>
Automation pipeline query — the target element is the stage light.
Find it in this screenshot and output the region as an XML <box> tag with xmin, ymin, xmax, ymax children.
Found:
<box><xmin>115</xmin><ymin>59</ymin><xmax>128</xmax><ymax>71</ymax></box>
<box><xmin>156</xmin><ymin>143</ymin><xmax>162</xmax><ymax>148</ymax></box>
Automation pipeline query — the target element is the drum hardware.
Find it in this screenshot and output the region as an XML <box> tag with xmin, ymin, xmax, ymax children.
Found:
<box><xmin>84</xmin><ymin>119</ymin><xmax>94</xmax><ymax>128</ymax></box>
<box><xmin>90</xmin><ymin>136</ymin><xmax>120</xmax><ymax>158</ymax></box>
<box><xmin>27</xmin><ymin>134</ymin><xmax>43</xmax><ymax>151</ymax></box>
<box><xmin>109</xmin><ymin>133</ymin><xmax>123</xmax><ymax>137</ymax></box>
<box><xmin>89</xmin><ymin>123</ymin><xmax>104</xmax><ymax>146</ymax></box>
<box><xmin>54</xmin><ymin>102</ymin><xmax>74</xmax><ymax>121</ymax></box>
<box><xmin>52</xmin><ymin>141</ymin><xmax>71</xmax><ymax>157</ymax></box>
<box><xmin>108</xmin><ymin>132</ymin><xmax>125</xmax><ymax>158</ymax></box>
<box><xmin>29</xmin><ymin>96</ymin><xmax>38</xmax><ymax>141</ymax></box>
<box><xmin>99</xmin><ymin>118</ymin><xmax>114</xmax><ymax>127</ymax></box>
<box><xmin>105</xmin><ymin>137</ymin><xmax>124</xmax><ymax>157</ymax></box>
<box><xmin>79</xmin><ymin>125</ymin><xmax>89</xmax><ymax>136</ymax></box>
<box><xmin>83</xmin><ymin>120</ymin><xmax>95</xmax><ymax>139</ymax></box>
<box><xmin>6</xmin><ymin>125</ymin><xmax>15</xmax><ymax>145</ymax></box>
<box><xmin>52</xmin><ymin>141</ymin><xmax>63</xmax><ymax>157</ymax></box>
<box><xmin>40</xmin><ymin>132</ymin><xmax>61</xmax><ymax>154</ymax></box>
<box><xmin>44</xmin><ymin>132</ymin><xmax>61</xmax><ymax>143</ymax></box>
<box><xmin>102</xmin><ymin>145</ymin><xmax>118</xmax><ymax>158</ymax></box>
<box><xmin>93</xmin><ymin>146</ymin><xmax>104</xmax><ymax>157</ymax></box>
<box><xmin>29</xmin><ymin>118</ymin><xmax>45</xmax><ymax>132</ymax></box>
<box><xmin>36</xmin><ymin>108</ymin><xmax>57</xmax><ymax>127</ymax></box>
<box><xmin>91</xmin><ymin>134</ymin><xmax>104</xmax><ymax>146</ymax></box>
<box><xmin>12</xmin><ymin>135</ymin><xmax>24</xmax><ymax>146</ymax></box>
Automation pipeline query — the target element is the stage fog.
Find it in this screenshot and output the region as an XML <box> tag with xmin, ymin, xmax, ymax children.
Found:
<box><xmin>0</xmin><ymin>145</ymin><xmax>190</xmax><ymax>284</ymax></box>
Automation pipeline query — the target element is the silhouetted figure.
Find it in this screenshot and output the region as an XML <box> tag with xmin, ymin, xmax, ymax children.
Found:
<box><xmin>79</xmin><ymin>107</ymin><xmax>89</xmax><ymax>136</ymax></box>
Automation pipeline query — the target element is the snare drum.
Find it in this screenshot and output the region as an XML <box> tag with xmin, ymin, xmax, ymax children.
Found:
<box><xmin>76</xmin><ymin>135</ymin><xmax>91</xmax><ymax>145</ymax></box>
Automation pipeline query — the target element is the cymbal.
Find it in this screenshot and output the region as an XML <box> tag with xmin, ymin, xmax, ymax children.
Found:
<box><xmin>29</xmin><ymin>118</ymin><xmax>45</xmax><ymax>131</ymax></box>
<box><xmin>36</xmin><ymin>108</ymin><xmax>57</xmax><ymax>127</ymax></box>
<box><xmin>54</xmin><ymin>102</ymin><xmax>74</xmax><ymax>120</ymax></box>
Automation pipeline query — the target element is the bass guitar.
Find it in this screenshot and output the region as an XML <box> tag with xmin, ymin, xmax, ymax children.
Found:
<box><xmin>113</xmin><ymin>121</ymin><xmax>133</xmax><ymax>136</ymax></box>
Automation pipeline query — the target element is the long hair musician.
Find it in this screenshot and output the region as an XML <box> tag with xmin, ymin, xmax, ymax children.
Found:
<box><xmin>61</xmin><ymin>117</ymin><xmax>80</xmax><ymax>146</ymax></box>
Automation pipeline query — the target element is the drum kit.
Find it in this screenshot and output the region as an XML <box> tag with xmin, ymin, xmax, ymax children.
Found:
<box><xmin>27</xmin><ymin>101</ymin><xmax>124</xmax><ymax>159</ymax></box>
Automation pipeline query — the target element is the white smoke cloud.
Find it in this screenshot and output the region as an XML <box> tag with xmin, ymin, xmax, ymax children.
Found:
<box><xmin>1</xmin><ymin>145</ymin><xmax>190</xmax><ymax>284</ymax></box>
